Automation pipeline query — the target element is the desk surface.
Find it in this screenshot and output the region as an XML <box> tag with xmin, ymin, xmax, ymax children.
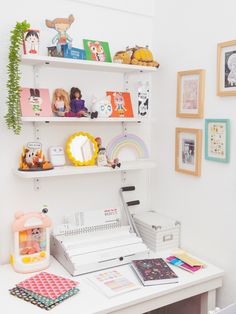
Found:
<box><xmin>0</xmin><ymin>253</ymin><xmax>224</xmax><ymax>314</ymax></box>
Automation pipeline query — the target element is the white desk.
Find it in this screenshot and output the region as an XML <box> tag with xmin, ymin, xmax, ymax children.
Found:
<box><xmin>0</xmin><ymin>254</ymin><xmax>223</xmax><ymax>314</ymax></box>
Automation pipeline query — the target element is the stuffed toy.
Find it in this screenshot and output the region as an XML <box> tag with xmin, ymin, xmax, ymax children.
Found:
<box><xmin>113</xmin><ymin>50</ymin><xmax>133</xmax><ymax>64</ymax></box>
<box><xmin>127</xmin><ymin>45</ymin><xmax>159</xmax><ymax>67</ymax></box>
<box><xmin>19</xmin><ymin>146</ymin><xmax>53</xmax><ymax>171</ymax></box>
<box><xmin>91</xmin><ymin>96</ymin><xmax>112</xmax><ymax>118</ymax></box>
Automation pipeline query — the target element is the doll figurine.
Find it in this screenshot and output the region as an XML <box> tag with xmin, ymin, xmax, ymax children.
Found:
<box><xmin>95</xmin><ymin>137</ymin><xmax>121</xmax><ymax>169</ymax></box>
<box><xmin>65</xmin><ymin>87</ymin><xmax>89</xmax><ymax>117</ymax></box>
<box><xmin>52</xmin><ymin>88</ymin><xmax>70</xmax><ymax>116</ymax></box>
<box><xmin>45</xmin><ymin>14</ymin><xmax>74</xmax><ymax>52</ymax></box>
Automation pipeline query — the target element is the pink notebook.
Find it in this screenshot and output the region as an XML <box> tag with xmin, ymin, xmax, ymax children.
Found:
<box><xmin>17</xmin><ymin>272</ymin><xmax>78</xmax><ymax>300</ymax></box>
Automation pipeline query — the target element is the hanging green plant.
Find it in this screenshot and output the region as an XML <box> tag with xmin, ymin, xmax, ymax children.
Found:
<box><xmin>5</xmin><ymin>20</ymin><xmax>30</xmax><ymax>135</ymax></box>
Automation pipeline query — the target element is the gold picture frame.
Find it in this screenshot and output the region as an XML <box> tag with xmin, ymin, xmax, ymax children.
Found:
<box><xmin>217</xmin><ymin>40</ymin><xmax>236</xmax><ymax>96</ymax></box>
<box><xmin>175</xmin><ymin>128</ymin><xmax>202</xmax><ymax>176</ymax></box>
<box><xmin>176</xmin><ymin>69</ymin><xmax>205</xmax><ymax>118</ymax></box>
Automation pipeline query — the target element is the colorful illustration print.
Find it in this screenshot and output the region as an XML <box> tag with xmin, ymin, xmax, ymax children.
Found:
<box><xmin>208</xmin><ymin>123</ymin><xmax>226</xmax><ymax>157</ymax></box>
<box><xmin>182</xmin><ymin>79</ymin><xmax>199</xmax><ymax>109</ymax></box>
<box><xmin>83</xmin><ymin>39</ymin><xmax>112</xmax><ymax>62</ymax></box>
<box><xmin>20</xmin><ymin>88</ymin><xmax>52</xmax><ymax>117</ymax></box>
<box><xmin>225</xmin><ymin>51</ymin><xmax>236</xmax><ymax>88</ymax></box>
<box><xmin>106</xmin><ymin>91</ymin><xmax>134</xmax><ymax>118</ymax></box>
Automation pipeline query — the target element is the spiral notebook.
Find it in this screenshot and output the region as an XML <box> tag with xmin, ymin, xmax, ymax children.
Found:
<box><xmin>51</xmin><ymin>208</ymin><xmax>149</xmax><ymax>276</ymax></box>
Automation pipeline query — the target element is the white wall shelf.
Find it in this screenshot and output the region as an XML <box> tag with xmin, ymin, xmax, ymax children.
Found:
<box><xmin>15</xmin><ymin>160</ymin><xmax>156</xmax><ymax>179</ymax></box>
<box><xmin>21</xmin><ymin>116</ymin><xmax>141</xmax><ymax>123</ymax></box>
<box><xmin>21</xmin><ymin>55</ymin><xmax>158</xmax><ymax>74</ymax></box>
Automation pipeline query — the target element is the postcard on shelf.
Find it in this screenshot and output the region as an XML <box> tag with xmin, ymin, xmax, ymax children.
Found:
<box><xmin>106</xmin><ymin>91</ymin><xmax>134</xmax><ymax>118</ymax></box>
<box><xmin>131</xmin><ymin>258</ymin><xmax>178</xmax><ymax>286</ymax></box>
<box><xmin>87</xmin><ymin>269</ymin><xmax>140</xmax><ymax>297</ymax></box>
<box><xmin>83</xmin><ymin>39</ymin><xmax>112</xmax><ymax>62</ymax></box>
<box><xmin>20</xmin><ymin>88</ymin><xmax>53</xmax><ymax>117</ymax></box>
<box><xmin>166</xmin><ymin>256</ymin><xmax>202</xmax><ymax>273</ymax></box>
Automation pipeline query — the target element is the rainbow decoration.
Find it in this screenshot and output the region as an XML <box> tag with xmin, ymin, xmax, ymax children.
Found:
<box><xmin>106</xmin><ymin>133</ymin><xmax>149</xmax><ymax>160</ymax></box>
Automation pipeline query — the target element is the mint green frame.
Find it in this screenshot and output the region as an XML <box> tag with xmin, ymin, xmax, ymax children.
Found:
<box><xmin>205</xmin><ymin>119</ymin><xmax>230</xmax><ymax>163</ymax></box>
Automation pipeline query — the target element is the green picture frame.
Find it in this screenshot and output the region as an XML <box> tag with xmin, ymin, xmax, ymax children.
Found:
<box><xmin>205</xmin><ymin>119</ymin><xmax>230</xmax><ymax>163</ymax></box>
<box><xmin>83</xmin><ymin>39</ymin><xmax>112</xmax><ymax>62</ymax></box>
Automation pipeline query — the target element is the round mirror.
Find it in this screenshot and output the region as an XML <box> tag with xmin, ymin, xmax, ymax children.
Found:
<box><xmin>66</xmin><ymin>132</ymin><xmax>98</xmax><ymax>166</ymax></box>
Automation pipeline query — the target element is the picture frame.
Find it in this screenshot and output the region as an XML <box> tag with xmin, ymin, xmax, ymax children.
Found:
<box><xmin>83</xmin><ymin>39</ymin><xmax>112</xmax><ymax>62</ymax></box>
<box><xmin>217</xmin><ymin>40</ymin><xmax>236</xmax><ymax>96</ymax></box>
<box><xmin>20</xmin><ymin>88</ymin><xmax>52</xmax><ymax>117</ymax></box>
<box><xmin>175</xmin><ymin>128</ymin><xmax>202</xmax><ymax>176</ymax></box>
<box><xmin>106</xmin><ymin>91</ymin><xmax>134</xmax><ymax>118</ymax></box>
<box><xmin>205</xmin><ymin>119</ymin><xmax>230</xmax><ymax>163</ymax></box>
<box><xmin>176</xmin><ymin>69</ymin><xmax>205</xmax><ymax>118</ymax></box>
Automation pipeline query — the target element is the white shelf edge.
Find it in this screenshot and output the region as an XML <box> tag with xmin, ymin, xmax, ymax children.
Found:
<box><xmin>21</xmin><ymin>55</ymin><xmax>159</xmax><ymax>74</ymax></box>
<box><xmin>15</xmin><ymin>160</ymin><xmax>156</xmax><ymax>179</ymax></box>
<box><xmin>21</xmin><ymin>116</ymin><xmax>141</xmax><ymax>123</ymax></box>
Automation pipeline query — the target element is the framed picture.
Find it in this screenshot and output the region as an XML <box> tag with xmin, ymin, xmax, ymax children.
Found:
<box><xmin>83</xmin><ymin>39</ymin><xmax>112</xmax><ymax>62</ymax></box>
<box><xmin>20</xmin><ymin>88</ymin><xmax>52</xmax><ymax>117</ymax></box>
<box><xmin>217</xmin><ymin>40</ymin><xmax>236</xmax><ymax>96</ymax></box>
<box><xmin>205</xmin><ymin>119</ymin><xmax>230</xmax><ymax>163</ymax></box>
<box><xmin>176</xmin><ymin>69</ymin><xmax>205</xmax><ymax>118</ymax></box>
<box><xmin>106</xmin><ymin>91</ymin><xmax>134</xmax><ymax>118</ymax></box>
<box><xmin>175</xmin><ymin>128</ymin><xmax>202</xmax><ymax>176</ymax></box>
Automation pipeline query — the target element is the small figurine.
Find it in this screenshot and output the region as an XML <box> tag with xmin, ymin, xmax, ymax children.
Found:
<box><xmin>52</xmin><ymin>88</ymin><xmax>70</xmax><ymax>116</ymax></box>
<box><xmin>91</xmin><ymin>95</ymin><xmax>112</xmax><ymax>119</ymax></box>
<box><xmin>19</xmin><ymin>142</ymin><xmax>53</xmax><ymax>171</ymax></box>
<box><xmin>10</xmin><ymin>207</ymin><xmax>51</xmax><ymax>273</ymax></box>
<box><xmin>95</xmin><ymin>137</ymin><xmax>121</xmax><ymax>169</ymax></box>
<box><xmin>65</xmin><ymin>87</ymin><xmax>89</xmax><ymax>117</ymax></box>
<box><xmin>45</xmin><ymin>14</ymin><xmax>75</xmax><ymax>52</ymax></box>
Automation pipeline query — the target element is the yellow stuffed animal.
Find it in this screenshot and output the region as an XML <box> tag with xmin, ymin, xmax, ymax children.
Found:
<box><xmin>127</xmin><ymin>46</ymin><xmax>159</xmax><ymax>67</ymax></box>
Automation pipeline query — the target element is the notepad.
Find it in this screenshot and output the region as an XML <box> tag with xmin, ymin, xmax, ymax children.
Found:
<box><xmin>173</xmin><ymin>250</ymin><xmax>206</xmax><ymax>267</ymax></box>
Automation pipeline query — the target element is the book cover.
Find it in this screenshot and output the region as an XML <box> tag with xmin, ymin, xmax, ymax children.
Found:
<box><xmin>17</xmin><ymin>272</ymin><xmax>79</xmax><ymax>300</ymax></box>
<box><xmin>20</xmin><ymin>88</ymin><xmax>53</xmax><ymax>117</ymax></box>
<box><xmin>87</xmin><ymin>269</ymin><xmax>140</xmax><ymax>297</ymax></box>
<box><xmin>106</xmin><ymin>91</ymin><xmax>134</xmax><ymax>118</ymax></box>
<box><xmin>131</xmin><ymin>258</ymin><xmax>178</xmax><ymax>286</ymax></box>
<box><xmin>166</xmin><ymin>256</ymin><xmax>202</xmax><ymax>273</ymax></box>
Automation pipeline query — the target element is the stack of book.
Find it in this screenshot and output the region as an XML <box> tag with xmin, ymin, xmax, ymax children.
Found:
<box><xmin>9</xmin><ymin>272</ymin><xmax>79</xmax><ymax>310</ymax></box>
<box><xmin>166</xmin><ymin>251</ymin><xmax>206</xmax><ymax>273</ymax></box>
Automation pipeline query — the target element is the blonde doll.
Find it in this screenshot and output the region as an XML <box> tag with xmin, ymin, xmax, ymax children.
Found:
<box><xmin>52</xmin><ymin>88</ymin><xmax>70</xmax><ymax>116</ymax></box>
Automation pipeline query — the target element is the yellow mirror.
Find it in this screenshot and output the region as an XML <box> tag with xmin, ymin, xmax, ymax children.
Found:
<box><xmin>66</xmin><ymin>132</ymin><xmax>98</xmax><ymax>166</ymax></box>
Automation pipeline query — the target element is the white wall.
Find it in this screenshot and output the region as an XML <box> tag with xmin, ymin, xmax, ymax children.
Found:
<box><xmin>152</xmin><ymin>0</ymin><xmax>236</xmax><ymax>308</ymax></box>
<box><xmin>0</xmin><ymin>0</ymin><xmax>155</xmax><ymax>263</ymax></box>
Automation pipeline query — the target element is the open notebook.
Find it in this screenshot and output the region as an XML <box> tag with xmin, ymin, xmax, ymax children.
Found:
<box><xmin>51</xmin><ymin>208</ymin><xmax>149</xmax><ymax>276</ymax></box>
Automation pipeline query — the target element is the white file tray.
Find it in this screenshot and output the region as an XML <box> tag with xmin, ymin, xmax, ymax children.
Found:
<box><xmin>51</xmin><ymin>225</ymin><xmax>149</xmax><ymax>276</ymax></box>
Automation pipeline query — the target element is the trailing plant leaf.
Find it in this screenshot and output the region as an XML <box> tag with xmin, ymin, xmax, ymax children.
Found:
<box><xmin>5</xmin><ymin>20</ymin><xmax>30</xmax><ymax>135</ymax></box>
